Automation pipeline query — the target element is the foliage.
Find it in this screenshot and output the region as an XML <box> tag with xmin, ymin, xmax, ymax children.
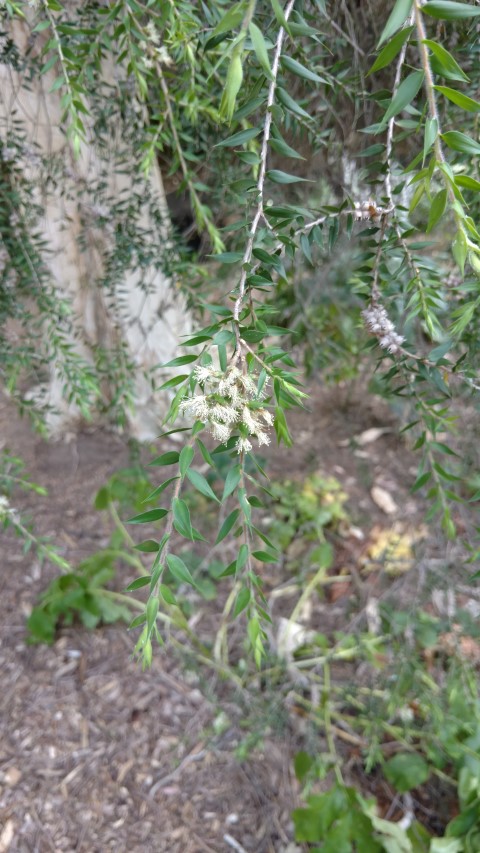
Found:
<box><xmin>2</xmin><ymin>0</ymin><xmax>480</xmax><ymax>845</ymax></box>
<box><xmin>1</xmin><ymin>0</ymin><xmax>479</xmax><ymax>660</ymax></box>
<box><xmin>267</xmin><ymin>472</ymin><xmax>349</xmax><ymax>554</ymax></box>
<box><xmin>25</xmin><ymin>465</ymin><xmax>154</xmax><ymax>644</ymax></box>
<box><xmin>291</xmin><ymin>601</ymin><xmax>480</xmax><ymax>851</ymax></box>
<box><xmin>0</xmin><ymin>450</ymin><xmax>70</xmax><ymax>569</ymax></box>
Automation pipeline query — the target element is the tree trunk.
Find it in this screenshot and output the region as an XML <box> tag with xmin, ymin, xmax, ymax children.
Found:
<box><xmin>0</xmin><ymin>15</ymin><xmax>190</xmax><ymax>441</ymax></box>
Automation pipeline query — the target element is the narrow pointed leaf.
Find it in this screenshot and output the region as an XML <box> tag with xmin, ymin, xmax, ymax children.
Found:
<box><xmin>126</xmin><ymin>576</ymin><xmax>151</xmax><ymax>591</ymax></box>
<box><xmin>215</xmin><ymin>509</ymin><xmax>240</xmax><ymax>544</ymax></box>
<box><xmin>266</xmin><ymin>170</ymin><xmax>309</xmax><ymax>184</ymax></box>
<box><xmin>249</xmin><ymin>22</ymin><xmax>273</xmax><ymax>79</ymax></box>
<box><xmin>424</xmin><ymin>117</ymin><xmax>438</xmax><ymax>161</ymax></box>
<box><xmin>179</xmin><ymin>445</ymin><xmax>194</xmax><ymax>477</ymax></box>
<box><xmin>223</xmin><ymin>465</ymin><xmax>241</xmax><ymax>501</ymax></box>
<box><xmin>134</xmin><ymin>540</ymin><xmax>161</xmax><ymax>552</ymax></box>
<box><xmin>166</xmin><ymin>554</ymin><xmax>196</xmax><ymax>587</ymax></box>
<box><xmin>381</xmin><ymin>71</ymin><xmax>424</xmax><ymax>126</ymax></box>
<box><xmin>127</xmin><ymin>508</ymin><xmax>168</xmax><ymax>524</ymax></box>
<box><xmin>233</xmin><ymin>586</ymin><xmax>251</xmax><ymax>617</ymax></box>
<box><xmin>172</xmin><ymin>498</ymin><xmax>194</xmax><ymax>539</ymax></box>
<box><xmin>426</xmin><ymin>189</ymin><xmax>447</xmax><ymax>233</ymax></box>
<box><xmin>270</xmin><ymin>137</ymin><xmax>305</xmax><ymax>159</ymax></box>
<box><xmin>143</xmin><ymin>477</ymin><xmax>179</xmax><ymax>503</ymax></box>
<box><xmin>161</xmin><ymin>355</ymin><xmax>198</xmax><ymax>367</ymax></box>
<box><xmin>277</xmin><ymin>87</ymin><xmax>311</xmax><ymax>119</ymax></box>
<box><xmin>186</xmin><ymin>468</ymin><xmax>220</xmax><ymax>503</ymax></box>
<box><xmin>378</xmin><ymin>0</ymin><xmax>413</xmax><ymax>47</ymax></box>
<box><xmin>435</xmin><ymin>86</ymin><xmax>480</xmax><ymax>112</ymax></box>
<box><xmin>368</xmin><ymin>27</ymin><xmax>413</xmax><ymax>75</ymax></box>
<box><xmin>423</xmin><ymin>1</ymin><xmax>480</xmax><ymax>19</ymax></box>
<box><xmin>215</xmin><ymin>127</ymin><xmax>261</xmax><ymax>148</ymax></box>
<box><xmin>271</xmin><ymin>0</ymin><xmax>290</xmax><ymax>31</ymax></box>
<box><xmin>423</xmin><ymin>40</ymin><xmax>469</xmax><ymax>82</ymax></box>
<box><xmin>281</xmin><ymin>55</ymin><xmax>325</xmax><ymax>84</ymax></box>
<box><xmin>441</xmin><ymin>131</ymin><xmax>480</xmax><ymax>155</ymax></box>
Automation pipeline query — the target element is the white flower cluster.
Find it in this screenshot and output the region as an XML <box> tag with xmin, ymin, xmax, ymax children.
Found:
<box><xmin>362</xmin><ymin>303</ymin><xmax>405</xmax><ymax>354</ymax></box>
<box><xmin>0</xmin><ymin>495</ymin><xmax>14</xmax><ymax>521</ymax></box>
<box><xmin>353</xmin><ymin>199</ymin><xmax>390</xmax><ymax>221</ymax></box>
<box><xmin>180</xmin><ymin>365</ymin><xmax>274</xmax><ymax>454</ymax></box>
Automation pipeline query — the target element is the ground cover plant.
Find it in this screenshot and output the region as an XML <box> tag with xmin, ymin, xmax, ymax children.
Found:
<box><xmin>1</xmin><ymin>0</ymin><xmax>480</xmax><ymax>848</ymax></box>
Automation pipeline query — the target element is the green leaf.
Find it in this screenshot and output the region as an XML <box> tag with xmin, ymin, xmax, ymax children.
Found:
<box><xmin>126</xmin><ymin>576</ymin><xmax>151</xmax><ymax>591</ymax></box>
<box><xmin>212</xmin><ymin>4</ymin><xmax>245</xmax><ymax>37</ymax></box>
<box><xmin>423</xmin><ymin>1</ymin><xmax>480</xmax><ymax>19</ymax></box>
<box><xmin>280</xmin><ymin>55</ymin><xmax>325</xmax><ymax>84</ymax></box>
<box><xmin>127</xmin><ymin>508</ymin><xmax>168</xmax><ymax>524</ymax></box>
<box><xmin>134</xmin><ymin>540</ymin><xmax>161</xmax><ymax>552</ymax></box>
<box><xmin>182</xmin><ymin>334</ymin><xmax>212</xmax><ymax>346</ymax></box>
<box><xmin>196</xmin><ymin>438</ymin><xmax>215</xmax><ymax>467</ymax></box>
<box><xmin>429</xmin><ymin>339</ymin><xmax>452</xmax><ymax>361</ymax></box>
<box><xmin>271</xmin><ymin>0</ymin><xmax>290</xmax><ymax>31</ymax></box>
<box><xmin>252</xmin><ymin>550</ymin><xmax>277</xmax><ymax>563</ymax></box>
<box><xmin>166</xmin><ymin>554</ymin><xmax>196</xmax><ymax>587</ymax></box>
<box><xmin>270</xmin><ymin>137</ymin><xmax>305</xmax><ymax>160</ymax></box>
<box><xmin>236</xmin><ymin>543</ymin><xmax>249</xmax><ymax>572</ymax></box>
<box><xmin>233</xmin><ymin>586</ymin><xmax>251</xmax><ymax>617</ymax></box>
<box><xmin>277</xmin><ymin>87</ymin><xmax>311</xmax><ymax>119</ymax></box>
<box><xmin>161</xmin><ymin>354</ymin><xmax>198</xmax><ymax>367</ymax></box>
<box><xmin>368</xmin><ymin>26</ymin><xmax>413</xmax><ymax>75</ymax></box>
<box><xmin>172</xmin><ymin>498</ymin><xmax>194</xmax><ymax>539</ymax></box>
<box><xmin>426</xmin><ymin>188</ymin><xmax>447</xmax><ymax>233</ymax></box>
<box><xmin>455</xmin><ymin>175</ymin><xmax>480</xmax><ymax>191</ymax></box>
<box><xmin>215</xmin><ymin>127</ymin><xmax>261</xmax><ymax>148</ymax></box>
<box><xmin>238</xmin><ymin>487</ymin><xmax>251</xmax><ymax>523</ymax></box>
<box><xmin>422</xmin><ymin>40</ymin><xmax>469</xmax><ymax>82</ymax></box>
<box><xmin>377</xmin><ymin>0</ymin><xmax>413</xmax><ymax>47</ymax></box>
<box><xmin>424</xmin><ymin>117</ymin><xmax>438</xmax><ymax>162</ymax></box>
<box><xmin>380</xmin><ymin>71</ymin><xmax>424</xmax><ymax>127</ymax></box>
<box><xmin>220</xmin><ymin>49</ymin><xmax>244</xmax><ymax>123</ymax></box>
<box><xmin>233</xmin><ymin>96</ymin><xmax>264</xmax><ymax>121</ymax></box>
<box><xmin>223</xmin><ymin>465</ymin><xmax>241</xmax><ymax>501</ymax></box>
<box><xmin>146</xmin><ymin>595</ymin><xmax>159</xmax><ymax>635</ymax></box>
<box><xmin>266</xmin><ymin>170</ymin><xmax>309</xmax><ymax>184</ymax></box>
<box><xmin>149</xmin><ymin>451</ymin><xmax>180</xmax><ymax>467</ymax></box>
<box><xmin>411</xmin><ymin>471</ymin><xmax>432</xmax><ymax>492</ymax></box>
<box><xmin>452</xmin><ymin>228</ymin><xmax>468</xmax><ymax>274</ymax></box>
<box><xmin>186</xmin><ymin>469</ymin><xmax>220</xmax><ymax>503</ymax></box>
<box><xmin>215</xmin><ymin>508</ymin><xmax>240</xmax><ymax>544</ymax></box>
<box><xmin>435</xmin><ymin>86</ymin><xmax>480</xmax><ymax>112</ymax></box>
<box><xmin>384</xmin><ymin>752</ymin><xmax>430</xmax><ymax>792</ymax></box>
<box><xmin>159</xmin><ymin>583</ymin><xmax>177</xmax><ymax>606</ymax></box>
<box><xmin>34</xmin><ymin>20</ymin><xmax>53</xmax><ymax>33</ymax></box>
<box><xmin>211</xmin><ymin>251</ymin><xmax>244</xmax><ymax>263</ymax></box>
<box><xmin>94</xmin><ymin>486</ymin><xmax>110</xmax><ymax>510</ymax></box>
<box><xmin>179</xmin><ymin>445</ymin><xmax>194</xmax><ymax>477</ymax></box>
<box><xmin>249</xmin><ymin>22</ymin><xmax>273</xmax><ymax>79</ymax></box>
<box><xmin>300</xmin><ymin>233</ymin><xmax>313</xmax><ymax>265</ymax></box>
<box><xmin>294</xmin><ymin>752</ymin><xmax>315</xmax><ymax>783</ymax></box>
<box><xmin>143</xmin><ymin>477</ymin><xmax>179</xmax><ymax>503</ymax></box>
<box><xmin>158</xmin><ymin>374</ymin><xmax>189</xmax><ymax>390</ymax></box>
<box><xmin>441</xmin><ymin>130</ymin><xmax>480</xmax><ymax>155</ymax></box>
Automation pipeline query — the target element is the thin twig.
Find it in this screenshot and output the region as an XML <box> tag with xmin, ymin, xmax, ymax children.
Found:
<box><xmin>232</xmin><ymin>0</ymin><xmax>296</xmax><ymax>347</ymax></box>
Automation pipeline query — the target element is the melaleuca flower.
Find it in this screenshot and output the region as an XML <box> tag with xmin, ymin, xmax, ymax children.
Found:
<box><xmin>362</xmin><ymin>303</ymin><xmax>404</xmax><ymax>355</ymax></box>
<box><xmin>211</xmin><ymin>422</ymin><xmax>232</xmax><ymax>443</ymax></box>
<box><xmin>180</xmin><ymin>364</ymin><xmax>272</xmax><ymax>451</ymax></box>
<box><xmin>236</xmin><ymin>436</ymin><xmax>253</xmax><ymax>453</ymax></box>
<box><xmin>210</xmin><ymin>403</ymin><xmax>238</xmax><ymax>424</ymax></box>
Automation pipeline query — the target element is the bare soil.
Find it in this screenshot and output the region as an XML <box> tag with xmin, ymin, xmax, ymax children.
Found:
<box><xmin>0</xmin><ymin>380</ymin><xmax>460</xmax><ymax>852</ymax></box>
